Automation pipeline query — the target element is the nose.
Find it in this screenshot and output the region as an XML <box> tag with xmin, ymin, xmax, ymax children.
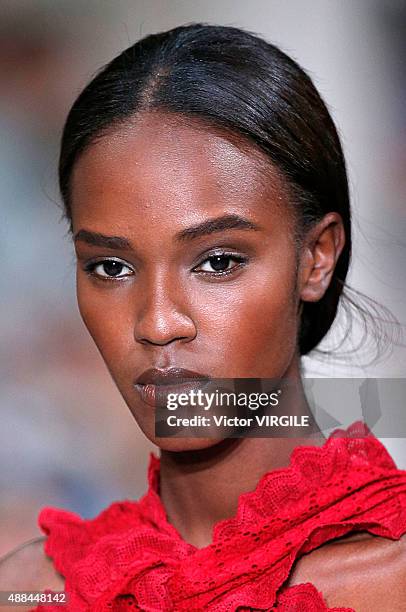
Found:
<box><xmin>134</xmin><ymin>273</ymin><xmax>197</xmax><ymax>346</ymax></box>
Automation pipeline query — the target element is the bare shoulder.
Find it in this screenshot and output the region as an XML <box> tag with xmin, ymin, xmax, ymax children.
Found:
<box><xmin>287</xmin><ymin>531</ymin><xmax>406</xmax><ymax>611</ymax></box>
<box><xmin>0</xmin><ymin>537</ymin><xmax>65</xmax><ymax>592</ymax></box>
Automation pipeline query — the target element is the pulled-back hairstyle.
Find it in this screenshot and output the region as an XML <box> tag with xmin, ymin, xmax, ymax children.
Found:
<box><xmin>58</xmin><ymin>23</ymin><xmax>384</xmax><ymax>358</ymax></box>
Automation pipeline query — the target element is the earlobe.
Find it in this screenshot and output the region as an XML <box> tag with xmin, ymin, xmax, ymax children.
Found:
<box><xmin>299</xmin><ymin>213</ymin><xmax>346</xmax><ymax>303</ymax></box>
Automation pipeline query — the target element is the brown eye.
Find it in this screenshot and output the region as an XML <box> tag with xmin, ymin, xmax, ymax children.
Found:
<box><xmin>194</xmin><ymin>253</ymin><xmax>246</xmax><ymax>274</ymax></box>
<box><xmin>85</xmin><ymin>259</ymin><xmax>134</xmax><ymax>279</ymax></box>
<box><xmin>207</xmin><ymin>255</ymin><xmax>232</xmax><ymax>271</ymax></box>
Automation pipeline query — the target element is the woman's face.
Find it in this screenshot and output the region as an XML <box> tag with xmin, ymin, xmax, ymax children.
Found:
<box><xmin>71</xmin><ymin>113</ymin><xmax>305</xmax><ymax>450</ymax></box>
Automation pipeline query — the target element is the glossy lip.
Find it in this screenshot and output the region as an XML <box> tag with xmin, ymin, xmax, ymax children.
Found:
<box><xmin>134</xmin><ymin>367</ymin><xmax>211</xmax><ymax>408</ymax></box>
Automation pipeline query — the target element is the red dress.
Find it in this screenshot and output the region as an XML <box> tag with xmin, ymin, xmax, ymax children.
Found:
<box><xmin>34</xmin><ymin>421</ymin><xmax>406</xmax><ymax>611</ymax></box>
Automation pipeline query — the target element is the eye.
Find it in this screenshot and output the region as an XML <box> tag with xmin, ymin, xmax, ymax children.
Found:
<box><xmin>84</xmin><ymin>258</ymin><xmax>134</xmax><ymax>280</ymax></box>
<box><xmin>194</xmin><ymin>252</ymin><xmax>246</xmax><ymax>275</ymax></box>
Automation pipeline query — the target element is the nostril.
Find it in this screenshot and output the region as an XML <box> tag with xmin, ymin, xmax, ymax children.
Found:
<box><xmin>134</xmin><ymin>316</ymin><xmax>197</xmax><ymax>346</ymax></box>
<box><xmin>133</xmin><ymin>289</ymin><xmax>197</xmax><ymax>346</ymax></box>
<box><xmin>136</xmin><ymin>335</ymin><xmax>192</xmax><ymax>347</ymax></box>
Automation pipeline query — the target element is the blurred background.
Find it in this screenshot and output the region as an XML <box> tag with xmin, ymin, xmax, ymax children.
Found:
<box><xmin>1</xmin><ymin>0</ymin><xmax>405</xmax><ymax>555</ymax></box>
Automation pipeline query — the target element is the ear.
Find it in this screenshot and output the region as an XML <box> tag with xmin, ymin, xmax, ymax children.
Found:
<box><xmin>298</xmin><ymin>212</ymin><xmax>346</xmax><ymax>303</ymax></box>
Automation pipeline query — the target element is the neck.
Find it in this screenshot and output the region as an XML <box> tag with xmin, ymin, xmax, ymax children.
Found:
<box><xmin>158</xmin><ymin>360</ymin><xmax>325</xmax><ymax>549</ymax></box>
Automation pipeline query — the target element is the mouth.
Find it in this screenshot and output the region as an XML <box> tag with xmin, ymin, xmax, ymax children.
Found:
<box><xmin>133</xmin><ymin>367</ymin><xmax>211</xmax><ymax>408</ymax></box>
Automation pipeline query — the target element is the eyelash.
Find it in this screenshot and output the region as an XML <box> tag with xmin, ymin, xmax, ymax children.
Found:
<box><xmin>193</xmin><ymin>251</ymin><xmax>247</xmax><ymax>276</ymax></box>
<box><xmin>83</xmin><ymin>251</ymin><xmax>248</xmax><ymax>281</ymax></box>
<box><xmin>83</xmin><ymin>258</ymin><xmax>134</xmax><ymax>281</ymax></box>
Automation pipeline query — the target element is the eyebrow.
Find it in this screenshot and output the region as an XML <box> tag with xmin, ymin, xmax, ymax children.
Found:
<box><xmin>73</xmin><ymin>214</ymin><xmax>261</xmax><ymax>250</ymax></box>
<box><xmin>175</xmin><ymin>214</ymin><xmax>261</xmax><ymax>242</ymax></box>
<box><xmin>74</xmin><ymin>230</ymin><xmax>132</xmax><ymax>250</ymax></box>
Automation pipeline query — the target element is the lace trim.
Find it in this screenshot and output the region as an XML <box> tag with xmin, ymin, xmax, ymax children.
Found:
<box><xmin>35</xmin><ymin>420</ymin><xmax>406</xmax><ymax>611</ymax></box>
<box><xmin>142</xmin><ymin>420</ymin><xmax>397</xmax><ymax>547</ymax></box>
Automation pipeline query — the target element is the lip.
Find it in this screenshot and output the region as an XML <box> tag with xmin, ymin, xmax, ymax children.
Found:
<box><xmin>134</xmin><ymin>367</ymin><xmax>211</xmax><ymax>408</ymax></box>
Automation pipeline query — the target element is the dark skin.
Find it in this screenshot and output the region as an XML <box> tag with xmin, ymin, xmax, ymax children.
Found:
<box><xmin>71</xmin><ymin>112</ymin><xmax>335</xmax><ymax>545</ymax></box>
<box><xmin>1</xmin><ymin>112</ymin><xmax>405</xmax><ymax>610</ymax></box>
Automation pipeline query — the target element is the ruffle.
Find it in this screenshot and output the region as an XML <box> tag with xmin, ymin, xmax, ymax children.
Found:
<box><xmin>34</xmin><ymin>420</ymin><xmax>406</xmax><ymax>611</ymax></box>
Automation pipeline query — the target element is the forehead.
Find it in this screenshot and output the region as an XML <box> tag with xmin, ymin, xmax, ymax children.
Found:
<box><xmin>70</xmin><ymin>112</ymin><xmax>293</xmax><ymax>231</ymax></box>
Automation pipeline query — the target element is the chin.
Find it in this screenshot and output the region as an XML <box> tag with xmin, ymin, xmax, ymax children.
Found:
<box><xmin>135</xmin><ymin>417</ymin><xmax>225</xmax><ymax>451</ymax></box>
<box><xmin>152</xmin><ymin>435</ymin><xmax>224</xmax><ymax>452</ymax></box>
<box><xmin>129</xmin><ymin>400</ymin><xmax>227</xmax><ymax>452</ymax></box>
<box><xmin>128</xmin><ymin>396</ymin><xmax>236</xmax><ymax>453</ymax></box>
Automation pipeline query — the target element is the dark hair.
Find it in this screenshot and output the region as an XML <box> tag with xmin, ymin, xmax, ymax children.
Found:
<box><xmin>58</xmin><ymin>23</ymin><xmax>368</xmax><ymax>357</ymax></box>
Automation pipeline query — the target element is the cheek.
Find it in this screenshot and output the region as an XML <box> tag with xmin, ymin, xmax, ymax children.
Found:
<box><xmin>76</xmin><ymin>276</ymin><xmax>134</xmax><ymax>373</ymax></box>
<box><xmin>193</xmin><ymin>263</ymin><xmax>299</xmax><ymax>376</ymax></box>
<box><xmin>76</xmin><ymin>249</ymin><xmax>300</xmax><ymax>382</ymax></box>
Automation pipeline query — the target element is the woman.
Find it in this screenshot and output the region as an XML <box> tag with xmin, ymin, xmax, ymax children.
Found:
<box><xmin>1</xmin><ymin>23</ymin><xmax>405</xmax><ymax>611</ymax></box>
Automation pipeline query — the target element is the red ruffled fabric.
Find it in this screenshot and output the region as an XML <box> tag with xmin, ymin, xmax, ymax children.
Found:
<box><xmin>33</xmin><ymin>420</ymin><xmax>406</xmax><ymax>611</ymax></box>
